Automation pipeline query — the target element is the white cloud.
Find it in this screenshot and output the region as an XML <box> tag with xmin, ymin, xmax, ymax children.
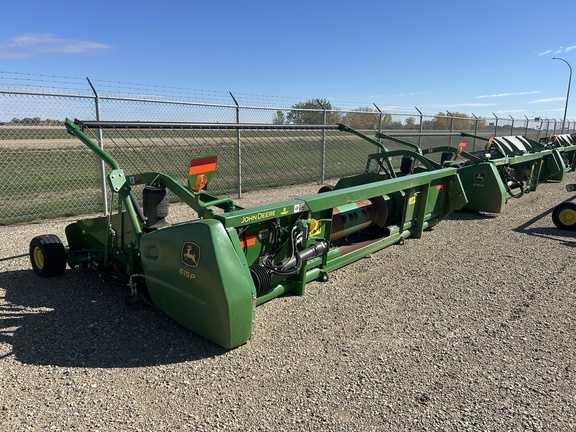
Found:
<box><xmin>476</xmin><ymin>91</ymin><xmax>540</xmax><ymax>99</ymax></box>
<box><xmin>390</xmin><ymin>92</ymin><xmax>428</xmax><ymax>98</ymax></box>
<box><xmin>442</xmin><ymin>103</ymin><xmax>496</xmax><ymax>108</ymax></box>
<box><xmin>528</xmin><ymin>97</ymin><xmax>565</xmax><ymax>104</ymax></box>
<box><xmin>0</xmin><ymin>33</ymin><xmax>112</xmax><ymax>59</ymax></box>
<box><xmin>538</xmin><ymin>45</ymin><xmax>576</xmax><ymax>56</ymax></box>
<box><xmin>493</xmin><ymin>109</ymin><xmax>526</xmax><ymax>114</ymax></box>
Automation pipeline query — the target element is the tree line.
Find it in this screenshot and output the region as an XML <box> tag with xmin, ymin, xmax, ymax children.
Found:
<box><xmin>273</xmin><ymin>99</ymin><xmax>488</xmax><ymax>130</ymax></box>
<box><xmin>6</xmin><ymin>108</ymin><xmax>490</xmax><ymax>131</ymax></box>
<box><xmin>5</xmin><ymin>117</ymin><xmax>62</xmax><ymax>126</ymax></box>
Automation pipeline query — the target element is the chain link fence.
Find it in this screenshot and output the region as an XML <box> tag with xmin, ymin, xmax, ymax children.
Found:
<box><xmin>1</xmin><ymin>72</ymin><xmax>575</xmax><ymax>224</ymax></box>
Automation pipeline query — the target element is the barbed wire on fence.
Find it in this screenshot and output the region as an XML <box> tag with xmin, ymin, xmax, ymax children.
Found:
<box><xmin>3</xmin><ymin>70</ymin><xmax>574</xmax><ymax>123</ymax></box>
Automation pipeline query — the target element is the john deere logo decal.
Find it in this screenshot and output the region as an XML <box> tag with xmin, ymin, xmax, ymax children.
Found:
<box><xmin>474</xmin><ymin>172</ymin><xmax>486</xmax><ymax>182</ymax></box>
<box><xmin>181</xmin><ymin>241</ymin><xmax>200</xmax><ymax>267</ymax></box>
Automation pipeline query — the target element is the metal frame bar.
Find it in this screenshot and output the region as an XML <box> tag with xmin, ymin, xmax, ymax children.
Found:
<box><xmin>74</xmin><ymin>120</ymin><xmax>341</xmax><ymax>130</ymax></box>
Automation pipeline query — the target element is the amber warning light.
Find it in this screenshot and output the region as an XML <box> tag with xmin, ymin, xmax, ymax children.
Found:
<box><xmin>193</xmin><ymin>174</ymin><xmax>208</xmax><ymax>192</ymax></box>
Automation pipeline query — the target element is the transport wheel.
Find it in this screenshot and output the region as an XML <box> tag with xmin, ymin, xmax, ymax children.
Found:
<box><xmin>318</xmin><ymin>185</ymin><xmax>335</xmax><ymax>193</ymax></box>
<box><xmin>29</xmin><ymin>234</ymin><xmax>67</xmax><ymax>277</ymax></box>
<box><xmin>552</xmin><ymin>202</ymin><xmax>576</xmax><ymax>231</ymax></box>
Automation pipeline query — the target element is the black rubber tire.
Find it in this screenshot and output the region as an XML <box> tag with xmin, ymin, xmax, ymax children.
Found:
<box><xmin>318</xmin><ymin>185</ymin><xmax>335</xmax><ymax>193</ymax></box>
<box><xmin>29</xmin><ymin>234</ymin><xmax>67</xmax><ymax>277</ymax></box>
<box><xmin>552</xmin><ymin>202</ymin><xmax>576</xmax><ymax>231</ymax></box>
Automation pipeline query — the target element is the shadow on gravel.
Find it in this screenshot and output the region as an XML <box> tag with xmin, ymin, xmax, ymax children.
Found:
<box><xmin>514</xmin><ymin>197</ymin><xmax>576</xmax><ymax>246</ymax></box>
<box><xmin>446</xmin><ymin>209</ymin><xmax>498</xmax><ymax>221</ymax></box>
<box><xmin>0</xmin><ymin>268</ymin><xmax>227</xmax><ymax>367</ymax></box>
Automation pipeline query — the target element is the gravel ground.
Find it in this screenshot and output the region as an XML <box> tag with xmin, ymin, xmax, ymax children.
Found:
<box><xmin>1</xmin><ymin>176</ymin><xmax>575</xmax><ymax>431</ymax></box>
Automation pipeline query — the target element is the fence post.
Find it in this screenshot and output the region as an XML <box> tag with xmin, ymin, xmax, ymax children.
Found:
<box><xmin>86</xmin><ymin>77</ymin><xmax>109</xmax><ymax>215</ymax></box>
<box><xmin>492</xmin><ymin>113</ymin><xmax>499</xmax><ymax>137</ymax></box>
<box><xmin>446</xmin><ymin>110</ymin><xmax>454</xmax><ymax>146</ymax></box>
<box><xmin>229</xmin><ymin>92</ymin><xmax>242</xmax><ymax>198</ymax></box>
<box><xmin>509</xmin><ymin>115</ymin><xmax>514</xmax><ymax>135</ymax></box>
<box><xmin>317</xmin><ymin>99</ymin><xmax>327</xmax><ymax>184</ymax></box>
<box><xmin>524</xmin><ymin>116</ymin><xmax>529</xmax><ymax>137</ymax></box>
<box><xmin>470</xmin><ymin>113</ymin><xmax>478</xmax><ymax>151</ymax></box>
<box><xmin>538</xmin><ymin>118</ymin><xmax>543</xmax><ymax>140</ymax></box>
<box><xmin>445</xmin><ymin>111</ymin><xmax>453</xmax><ymax>132</ymax></box>
<box><xmin>415</xmin><ymin>107</ymin><xmax>423</xmax><ymax>147</ymax></box>
<box><xmin>373</xmin><ymin>103</ymin><xmax>383</xmax><ymax>136</ymax></box>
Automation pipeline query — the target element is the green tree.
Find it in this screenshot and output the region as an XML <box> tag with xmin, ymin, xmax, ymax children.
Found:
<box><xmin>342</xmin><ymin>107</ymin><xmax>380</xmax><ymax>130</ymax></box>
<box><xmin>287</xmin><ymin>99</ymin><xmax>341</xmax><ymax>124</ymax></box>
<box><xmin>380</xmin><ymin>113</ymin><xmax>403</xmax><ymax>130</ymax></box>
<box><xmin>272</xmin><ymin>111</ymin><xmax>286</xmax><ymax>124</ymax></box>
<box><xmin>426</xmin><ymin>112</ymin><xmax>451</xmax><ymax>130</ymax></box>
<box><xmin>426</xmin><ymin>112</ymin><xmax>483</xmax><ymax>131</ymax></box>
<box><xmin>8</xmin><ymin>117</ymin><xmax>61</xmax><ymax>126</ymax></box>
<box><xmin>10</xmin><ymin>117</ymin><xmax>42</xmax><ymax>125</ymax></box>
<box><xmin>405</xmin><ymin>117</ymin><xmax>417</xmax><ymax>130</ymax></box>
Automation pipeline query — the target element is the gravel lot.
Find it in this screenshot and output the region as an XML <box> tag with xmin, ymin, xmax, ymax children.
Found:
<box><xmin>1</xmin><ymin>177</ymin><xmax>575</xmax><ymax>431</ymax></box>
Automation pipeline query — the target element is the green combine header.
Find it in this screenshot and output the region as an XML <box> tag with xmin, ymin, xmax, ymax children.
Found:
<box><xmin>375</xmin><ymin>131</ymin><xmax>567</xmax><ymax>213</ymax></box>
<box><xmin>30</xmin><ymin>120</ymin><xmax>468</xmax><ymax>349</ymax></box>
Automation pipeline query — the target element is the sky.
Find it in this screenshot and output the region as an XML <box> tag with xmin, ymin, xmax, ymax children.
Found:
<box><xmin>1</xmin><ymin>0</ymin><xmax>576</xmax><ymax>120</ymax></box>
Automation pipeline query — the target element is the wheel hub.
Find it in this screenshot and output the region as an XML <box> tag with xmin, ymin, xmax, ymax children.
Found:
<box><xmin>33</xmin><ymin>246</ymin><xmax>45</xmax><ymax>270</ymax></box>
<box><xmin>559</xmin><ymin>208</ymin><xmax>576</xmax><ymax>226</ymax></box>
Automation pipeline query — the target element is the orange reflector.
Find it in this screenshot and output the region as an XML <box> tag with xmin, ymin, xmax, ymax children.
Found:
<box><xmin>486</xmin><ymin>136</ymin><xmax>494</xmax><ymax>149</ymax></box>
<box><xmin>189</xmin><ymin>156</ymin><xmax>217</xmax><ymax>175</ymax></box>
<box><xmin>459</xmin><ymin>140</ymin><xmax>467</xmax><ymax>147</ymax></box>
<box><xmin>436</xmin><ymin>183</ymin><xmax>444</xmax><ymax>190</ymax></box>
<box><xmin>193</xmin><ymin>174</ymin><xmax>208</xmax><ymax>192</ymax></box>
<box><xmin>239</xmin><ymin>233</ymin><xmax>256</xmax><ymax>248</ymax></box>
